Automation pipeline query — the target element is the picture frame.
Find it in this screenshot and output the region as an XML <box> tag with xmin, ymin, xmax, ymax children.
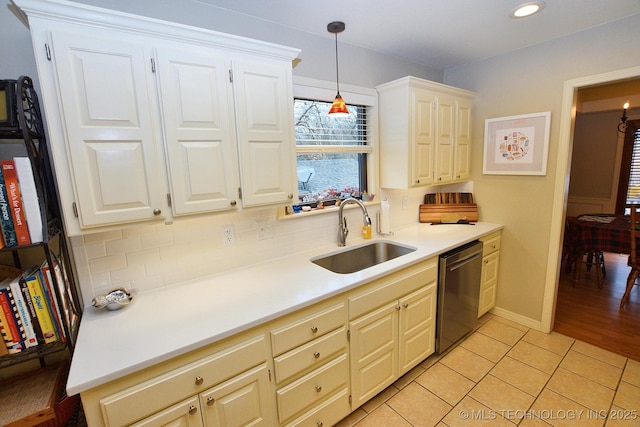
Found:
<box><xmin>483</xmin><ymin>111</ymin><xmax>551</xmax><ymax>175</ymax></box>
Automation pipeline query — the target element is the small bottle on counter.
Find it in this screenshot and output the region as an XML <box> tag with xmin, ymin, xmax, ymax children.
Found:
<box><xmin>362</xmin><ymin>224</ymin><xmax>372</xmax><ymax>239</ymax></box>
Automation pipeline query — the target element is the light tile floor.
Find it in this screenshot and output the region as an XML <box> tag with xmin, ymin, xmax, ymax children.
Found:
<box><xmin>335</xmin><ymin>314</ymin><xmax>640</xmax><ymax>427</ymax></box>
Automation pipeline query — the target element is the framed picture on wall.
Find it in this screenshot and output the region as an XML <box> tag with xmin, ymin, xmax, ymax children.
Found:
<box><xmin>483</xmin><ymin>111</ymin><xmax>551</xmax><ymax>175</ymax></box>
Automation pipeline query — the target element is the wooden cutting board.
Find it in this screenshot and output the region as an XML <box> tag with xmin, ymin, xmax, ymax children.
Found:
<box><xmin>424</xmin><ymin>192</ymin><xmax>474</xmax><ymax>204</ymax></box>
<box><xmin>419</xmin><ymin>203</ymin><xmax>478</xmax><ymax>223</ymax></box>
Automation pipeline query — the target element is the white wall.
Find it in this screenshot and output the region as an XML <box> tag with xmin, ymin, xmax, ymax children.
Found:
<box><xmin>443</xmin><ymin>13</ymin><xmax>640</xmax><ymax>325</ymax></box>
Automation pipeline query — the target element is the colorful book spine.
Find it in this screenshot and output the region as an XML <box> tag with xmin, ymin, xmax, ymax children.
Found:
<box><xmin>14</xmin><ymin>157</ymin><xmax>44</xmax><ymax>244</ymax></box>
<box><xmin>9</xmin><ymin>277</ymin><xmax>38</xmax><ymax>348</ymax></box>
<box><xmin>24</xmin><ymin>270</ymin><xmax>57</xmax><ymax>344</ymax></box>
<box><xmin>19</xmin><ymin>277</ymin><xmax>45</xmax><ymax>345</ymax></box>
<box><xmin>39</xmin><ymin>264</ymin><xmax>65</xmax><ymax>342</ymax></box>
<box><xmin>0</xmin><ymin>168</ymin><xmax>17</xmax><ymax>247</ymax></box>
<box><xmin>1</xmin><ymin>160</ymin><xmax>31</xmax><ymax>246</ymax></box>
<box><xmin>0</xmin><ymin>284</ymin><xmax>25</xmax><ymax>353</ymax></box>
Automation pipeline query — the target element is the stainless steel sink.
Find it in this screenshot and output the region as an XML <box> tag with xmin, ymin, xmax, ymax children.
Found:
<box><xmin>311</xmin><ymin>241</ymin><xmax>417</xmax><ymax>274</ymax></box>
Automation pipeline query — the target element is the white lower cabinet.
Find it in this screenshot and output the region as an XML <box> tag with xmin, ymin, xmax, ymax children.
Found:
<box><xmin>270</xmin><ymin>302</ymin><xmax>350</xmax><ymax>427</ymax></box>
<box><xmin>349</xmin><ymin>259</ymin><xmax>437</xmax><ymax>409</ymax></box>
<box><xmin>97</xmin><ymin>335</ymin><xmax>274</xmax><ymax>427</ymax></box>
<box><xmin>81</xmin><ymin>259</ymin><xmax>441</xmax><ymax>427</ymax></box>
<box><xmin>478</xmin><ymin>232</ymin><xmax>502</xmax><ymax>317</ymax></box>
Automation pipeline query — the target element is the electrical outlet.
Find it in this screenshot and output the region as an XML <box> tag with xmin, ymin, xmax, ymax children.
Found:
<box><xmin>256</xmin><ymin>219</ymin><xmax>274</xmax><ymax>240</ymax></box>
<box><xmin>222</xmin><ymin>225</ymin><xmax>235</xmax><ymax>247</ymax></box>
<box><xmin>402</xmin><ymin>195</ymin><xmax>409</xmax><ymax>210</ymax></box>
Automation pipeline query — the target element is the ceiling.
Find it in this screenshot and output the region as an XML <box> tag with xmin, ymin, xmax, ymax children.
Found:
<box><xmin>193</xmin><ymin>0</ymin><xmax>640</xmax><ymax>70</ymax></box>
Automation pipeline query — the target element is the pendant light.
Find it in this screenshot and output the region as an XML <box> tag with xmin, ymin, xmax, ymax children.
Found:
<box><xmin>327</xmin><ymin>21</ymin><xmax>349</xmax><ymax>117</ymax></box>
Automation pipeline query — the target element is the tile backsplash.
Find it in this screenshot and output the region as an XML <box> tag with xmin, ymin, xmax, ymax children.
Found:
<box><xmin>70</xmin><ymin>185</ymin><xmax>471</xmax><ymax>307</ymax></box>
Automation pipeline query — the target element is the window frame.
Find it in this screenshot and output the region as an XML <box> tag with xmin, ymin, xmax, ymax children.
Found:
<box><xmin>292</xmin><ymin>77</ymin><xmax>379</xmax><ymax>207</ymax></box>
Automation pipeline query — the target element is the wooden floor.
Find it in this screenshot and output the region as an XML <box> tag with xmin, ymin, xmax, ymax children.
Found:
<box><xmin>554</xmin><ymin>251</ymin><xmax>640</xmax><ymax>362</ymax></box>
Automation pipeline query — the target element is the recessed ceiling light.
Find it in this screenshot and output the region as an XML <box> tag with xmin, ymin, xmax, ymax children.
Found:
<box><xmin>509</xmin><ymin>1</ymin><xmax>546</xmax><ymax>18</ymax></box>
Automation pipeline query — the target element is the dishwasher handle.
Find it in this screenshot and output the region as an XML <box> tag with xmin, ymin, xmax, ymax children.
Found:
<box><xmin>448</xmin><ymin>251</ymin><xmax>481</xmax><ymax>272</ymax></box>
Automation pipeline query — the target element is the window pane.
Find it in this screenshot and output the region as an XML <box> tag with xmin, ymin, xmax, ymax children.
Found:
<box><xmin>294</xmin><ymin>98</ymin><xmax>368</xmax><ymax>204</ymax></box>
<box><xmin>297</xmin><ymin>153</ymin><xmax>365</xmax><ymax>202</ymax></box>
<box><xmin>626</xmin><ymin>128</ymin><xmax>640</xmax><ymax>204</ymax></box>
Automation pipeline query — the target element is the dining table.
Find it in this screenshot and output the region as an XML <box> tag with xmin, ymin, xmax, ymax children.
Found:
<box><xmin>564</xmin><ymin>214</ymin><xmax>632</xmax><ymax>280</ymax></box>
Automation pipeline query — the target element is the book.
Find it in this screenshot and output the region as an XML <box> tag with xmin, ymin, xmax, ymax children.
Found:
<box><xmin>18</xmin><ymin>277</ymin><xmax>45</xmax><ymax>345</ymax></box>
<box><xmin>52</xmin><ymin>255</ymin><xmax>79</xmax><ymax>343</ymax></box>
<box><xmin>1</xmin><ymin>160</ymin><xmax>31</xmax><ymax>246</ymax></box>
<box><xmin>23</xmin><ymin>268</ymin><xmax>57</xmax><ymax>344</ymax></box>
<box><xmin>9</xmin><ymin>276</ymin><xmax>39</xmax><ymax>348</ymax></box>
<box><xmin>0</xmin><ymin>169</ymin><xmax>17</xmax><ymax>247</ymax></box>
<box><xmin>0</xmin><ymin>280</ymin><xmax>25</xmax><ymax>353</ymax></box>
<box><xmin>14</xmin><ymin>157</ymin><xmax>44</xmax><ymax>244</ymax></box>
<box><xmin>0</xmin><ymin>326</ymin><xmax>7</xmax><ymax>356</ymax></box>
<box><xmin>39</xmin><ymin>262</ymin><xmax>65</xmax><ymax>342</ymax></box>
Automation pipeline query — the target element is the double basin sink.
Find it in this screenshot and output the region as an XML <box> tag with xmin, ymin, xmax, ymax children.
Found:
<box><xmin>311</xmin><ymin>241</ymin><xmax>416</xmax><ymax>274</ymax></box>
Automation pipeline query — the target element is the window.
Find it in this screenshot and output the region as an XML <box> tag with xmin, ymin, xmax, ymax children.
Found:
<box><xmin>294</xmin><ymin>99</ymin><xmax>372</xmax><ymax>205</ymax></box>
<box><xmin>624</xmin><ymin>123</ymin><xmax>640</xmax><ymax>204</ymax></box>
<box><xmin>617</xmin><ymin>119</ymin><xmax>640</xmax><ymax>212</ymax></box>
<box><xmin>291</xmin><ymin>78</ymin><xmax>377</xmax><ymax>209</ymax></box>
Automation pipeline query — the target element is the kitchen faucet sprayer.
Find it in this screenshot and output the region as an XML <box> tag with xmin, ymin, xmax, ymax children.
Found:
<box><xmin>338</xmin><ymin>197</ymin><xmax>372</xmax><ymax>246</ymax></box>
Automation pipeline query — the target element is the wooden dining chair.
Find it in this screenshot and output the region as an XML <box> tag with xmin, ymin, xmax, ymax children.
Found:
<box><xmin>621</xmin><ymin>205</ymin><xmax>640</xmax><ymax>308</ymax></box>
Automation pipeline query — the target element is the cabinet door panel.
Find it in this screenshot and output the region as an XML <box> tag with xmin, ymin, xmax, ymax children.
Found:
<box><xmin>50</xmin><ymin>31</ymin><xmax>164</xmax><ymax>227</ymax></box>
<box><xmin>233</xmin><ymin>60</ymin><xmax>296</xmax><ymax>207</ymax></box>
<box><xmin>200</xmin><ymin>364</ymin><xmax>275</xmax><ymax>427</ymax></box>
<box><xmin>349</xmin><ymin>302</ymin><xmax>398</xmax><ymax>408</ymax></box>
<box><xmin>435</xmin><ymin>95</ymin><xmax>455</xmax><ymax>183</ymax></box>
<box><xmin>398</xmin><ymin>285</ymin><xmax>436</xmax><ymax>374</ymax></box>
<box><xmin>412</xmin><ymin>92</ymin><xmax>435</xmax><ymax>185</ymax></box>
<box><xmin>454</xmin><ymin>99</ymin><xmax>473</xmax><ymax>181</ymax></box>
<box><xmin>155</xmin><ymin>47</ymin><xmax>240</xmax><ymax>215</ymax></box>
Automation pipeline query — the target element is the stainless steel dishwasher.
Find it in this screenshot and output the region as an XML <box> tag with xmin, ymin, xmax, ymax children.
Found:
<box><xmin>436</xmin><ymin>240</ymin><xmax>483</xmax><ymax>354</ymax></box>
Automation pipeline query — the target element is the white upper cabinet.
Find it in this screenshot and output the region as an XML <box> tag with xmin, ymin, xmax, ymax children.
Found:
<box><xmin>16</xmin><ymin>0</ymin><xmax>299</xmax><ymax>235</ymax></box>
<box><xmin>48</xmin><ymin>31</ymin><xmax>166</xmax><ymax>228</ymax></box>
<box><xmin>377</xmin><ymin>76</ymin><xmax>475</xmax><ymax>189</ymax></box>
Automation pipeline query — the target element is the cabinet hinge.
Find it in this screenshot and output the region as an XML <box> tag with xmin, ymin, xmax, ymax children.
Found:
<box><xmin>349</xmin><ymin>395</ymin><xmax>352</xmax><ymax>405</ymax></box>
<box><xmin>238</xmin><ymin>187</ymin><xmax>242</xmax><ymax>200</ymax></box>
<box><xmin>45</xmin><ymin>43</ymin><xmax>51</xmax><ymax>61</ymax></box>
<box><xmin>151</xmin><ymin>57</ymin><xmax>156</xmax><ymax>73</ymax></box>
<box><xmin>268</xmin><ymin>369</ymin><xmax>272</xmax><ymax>382</ymax></box>
<box><xmin>229</xmin><ymin>69</ymin><xmax>233</xmax><ymax>83</ymax></box>
<box><xmin>166</xmin><ymin>193</ymin><xmax>172</xmax><ymax>207</ymax></box>
<box><xmin>347</xmin><ymin>330</ymin><xmax>350</xmax><ymax>341</ymax></box>
<box><xmin>72</xmin><ymin>202</ymin><xmax>78</xmax><ymax>218</ymax></box>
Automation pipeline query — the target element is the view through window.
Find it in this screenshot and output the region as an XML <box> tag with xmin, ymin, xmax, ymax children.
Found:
<box><xmin>294</xmin><ymin>99</ymin><xmax>370</xmax><ymax>205</ymax></box>
<box><xmin>624</xmin><ymin>123</ymin><xmax>640</xmax><ymax>206</ymax></box>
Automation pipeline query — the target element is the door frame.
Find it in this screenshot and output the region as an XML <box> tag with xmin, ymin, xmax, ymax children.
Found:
<box><xmin>541</xmin><ymin>65</ymin><xmax>640</xmax><ymax>333</ymax></box>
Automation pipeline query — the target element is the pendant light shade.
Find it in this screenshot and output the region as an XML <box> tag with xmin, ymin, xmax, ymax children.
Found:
<box><xmin>327</xmin><ymin>21</ymin><xmax>349</xmax><ymax>117</ymax></box>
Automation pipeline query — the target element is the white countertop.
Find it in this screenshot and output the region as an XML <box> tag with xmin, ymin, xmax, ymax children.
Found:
<box><xmin>66</xmin><ymin>221</ymin><xmax>502</xmax><ymax>395</ymax></box>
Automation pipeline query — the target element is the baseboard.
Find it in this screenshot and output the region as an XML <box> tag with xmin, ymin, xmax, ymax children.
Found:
<box><xmin>490</xmin><ymin>306</ymin><xmax>544</xmax><ymax>331</ymax></box>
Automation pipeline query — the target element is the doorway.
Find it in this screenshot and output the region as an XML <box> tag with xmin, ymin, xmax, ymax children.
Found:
<box><xmin>541</xmin><ymin>66</ymin><xmax>640</xmax><ymax>337</ymax></box>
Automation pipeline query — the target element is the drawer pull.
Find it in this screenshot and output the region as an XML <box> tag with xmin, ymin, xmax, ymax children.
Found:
<box><xmin>310</xmin><ymin>326</ymin><xmax>318</xmax><ymax>334</ymax></box>
<box><xmin>189</xmin><ymin>405</ymin><xmax>198</xmax><ymax>415</ymax></box>
<box><xmin>315</xmin><ymin>385</ymin><xmax>322</xmax><ymax>393</ymax></box>
<box><xmin>195</xmin><ymin>376</ymin><xmax>204</xmax><ymax>386</ymax></box>
<box><xmin>313</xmin><ymin>351</ymin><xmax>320</xmax><ymax>359</ymax></box>
<box><xmin>206</xmin><ymin>396</ymin><xmax>215</xmax><ymax>406</ymax></box>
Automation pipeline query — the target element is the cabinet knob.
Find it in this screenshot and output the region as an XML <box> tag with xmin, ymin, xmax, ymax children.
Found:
<box><xmin>438</xmin><ymin>177</ymin><xmax>442</xmax><ymax>181</ymax></box>
<box><xmin>403</xmin><ymin>303</ymin><xmax>409</xmax><ymax>308</ymax></box>
<box><xmin>153</xmin><ymin>208</ymin><xmax>162</xmax><ymax>216</ymax></box>
<box><xmin>310</xmin><ymin>326</ymin><xmax>318</xmax><ymax>334</ymax></box>
<box><xmin>206</xmin><ymin>396</ymin><xmax>215</xmax><ymax>406</ymax></box>
<box><xmin>317</xmin><ymin>422</ymin><xmax>323</xmax><ymax>427</ymax></box>
<box><xmin>492</xmin><ymin>244</ymin><xmax>496</xmax><ymax>249</ymax></box>
<box><xmin>195</xmin><ymin>376</ymin><xmax>204</xmax><ymax>386</ymax></box>
<box><xmin>484</xmin><ymin>259</ymin><xmax>489</xmax><ymax>264</ymax></box>
<box><xmin>288</xmin><ymin>193</ymin><xmax>294</xmax><ymax>199</ymax></box>
<box><xmin>188</xmin><ymin>405</ymin><xmax>198</xmax><ymax>415</ymax></box>
<box><xmin>396</xmin><ymin>305</ymin><xmax>401</xmax><ymax>311</ymax></box>
<box><xmin>315</xmin><ymin>385</ymin><xmax>322</xmax><ymax>393</ymax></box>
<box><xmin>313</xmin><ymin>351</ymin><xmax>320</xmax><ymax>359</ymax></box>
<box><xmin>230</xmin><ymin>200</ymin><xmax>237</xmax><ymax>206</ymax></box>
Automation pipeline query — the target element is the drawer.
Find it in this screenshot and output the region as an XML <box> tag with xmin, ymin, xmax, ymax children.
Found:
<box><xmin>349</xmin><ymin>259</ymin><xmax>437</xmax><ymax>320</ymax></box>
<box><xmin>276</xmin><ymin>353</ymin><xmax>349</xmax><ymax>424</ymax></box>
<box><xmin>100</xmin><ymin>335</ymin><xmax>267</xmax><ymax>427</ymax></box>
<box><xmin>274</xmin><ymin>327</ymin><xmax>347</xmax><ymax>384</ymax></box>
<box><xmin>283</xmin><ymin>387</ymin><xmax>351</xmax><ymax>427</ymax></box>
<box><xmin>481</xmin><ymin>232</ymin><xmax>501</xmax><ymax>256</ymax></box>
<box><xmin>271</xmin><ymin>303</ymin><xmax>346</xmax><ymax>357</ymax></box>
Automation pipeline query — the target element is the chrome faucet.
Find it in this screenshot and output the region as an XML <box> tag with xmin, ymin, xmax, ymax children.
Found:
<box><xmin>338</xmin><ymin>197</ymin><xmax>372</xmax><ymax>246</ymax></box>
